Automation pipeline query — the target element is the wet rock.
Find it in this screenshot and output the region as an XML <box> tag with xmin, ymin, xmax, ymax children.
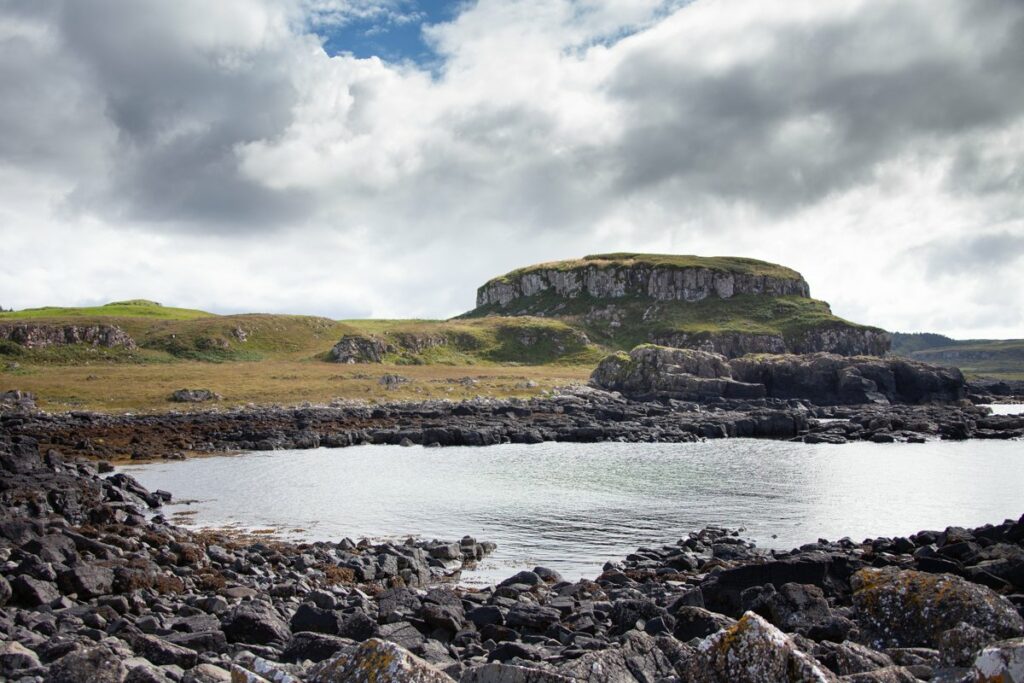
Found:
<box><xmin>683</xmin><ymin>612</ymin><xmax>838</xmax><ymax>682</ymax></box>
<box><xmin>308</xmin><ymin>638</ymin><xmax>455</xmax><ymax>682</ymax></box>
<box><xmin>499</xmin><ymin>570</ymin><xmax>542</xmax><ymax>587</ymax></box>
<box><xmin>851</xmin><ymin>567</ymin><xmax>1024</xmax><ymax>648</ymax></box>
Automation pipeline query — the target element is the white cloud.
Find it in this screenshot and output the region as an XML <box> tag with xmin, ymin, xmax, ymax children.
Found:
<box><xmin>0</xmin><ymin>0</ymin><xmax>1022</xmax><ymax>338</ymax></box>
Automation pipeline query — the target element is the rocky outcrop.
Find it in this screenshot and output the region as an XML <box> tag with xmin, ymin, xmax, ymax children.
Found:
<box><xmin>730</xmin><ymin>353</ymin><xmax>966</xmax><ymax>405</ymax></box>
<box><xmin>331</xmin><ymin>335</ymin><xmax>392</xmax><ymax>363</ymax></box>
<box><xmin>791</xmin><ymin>327</ymin><xmax>892</xmax><ymax>358</ymax></box>
<box><xmin>476</xmin><ymin>261</ymin><xmax>810</xmax><ymax>308</ymax></box>
<box><xmin>650</xmin><ymin>331</ymin><xmax>789</xmax><ymax>358</ymax></box>
<box><xmin>169</xmin><ymin>388</ymin><xmax>221</xmax><ymax>403</ymax></box>
<box><xmin>591</xmin><ymin>345</ymin><xmax>966</xmax><ymax>405</ymax></box>
<box><xmin>0</xmin><ymin>323</ymin><xmax>136</xmax><ymax>349</ymax></box>
<box><xmin>589</xmin><ymin>346</ymin><xmax>767</xmax><ymax>401</ymax></box>
<box><xmin>330</xmin><ymin>333</ymin><xmax>450</xmax><ymax>364</ymax></box>
<box><xmin>651</xmin><ymin>328</ymin><xmax>892</xmax><ymax>361</ymax></box>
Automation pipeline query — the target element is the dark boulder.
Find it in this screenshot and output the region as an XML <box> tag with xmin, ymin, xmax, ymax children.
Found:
<box><xmin>57</xmin><ymin>564</ymin><xmax>114</xmax><ymax>599</ymax></box>
<box><xmin>220</xmin><ymin>602</ymin><xmax>291</xmax><ymax>646</ymax></box>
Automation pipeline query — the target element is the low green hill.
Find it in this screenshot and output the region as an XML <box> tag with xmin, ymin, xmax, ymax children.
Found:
<box><xmin>892</xmin><ymin>333</ymin><xmax>1024</xmax><ymax>380</ymax></box>
<box><xmin>0</xmin><ymin>300</ymin><xmax>214</xmax><ymax>321</ymax></box>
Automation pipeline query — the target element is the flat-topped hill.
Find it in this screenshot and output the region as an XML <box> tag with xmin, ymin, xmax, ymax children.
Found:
<box><xmin>474</xmin><ymin>253</ymin><xmax>811</xmax><ymax>309</ymax></box>
<box><xmin>463</xmin><ymin>253</ymin><xmax>889</xmax><ymax>358</ymax></box>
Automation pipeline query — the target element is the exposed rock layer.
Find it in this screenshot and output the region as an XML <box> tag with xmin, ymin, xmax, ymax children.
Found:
<box><xmin>591</xmin><ymin>346</ymin><xmax>966</xmax><ymax>405</ymax></box>
<box><xmin>0</xmin><ymin>323</ymin><xmax>136</xmax><ymax>349</ymax></box>
<box><xmin>476</xmin><ymin>264</ymin><xmax>810</xmax><ymax>308</ymax></box>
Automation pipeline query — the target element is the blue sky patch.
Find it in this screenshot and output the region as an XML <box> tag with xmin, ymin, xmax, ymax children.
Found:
<box><xmin>315</xmin><ymin>1</ymin><xmax>463</xmax><ymax>65</ymax></box>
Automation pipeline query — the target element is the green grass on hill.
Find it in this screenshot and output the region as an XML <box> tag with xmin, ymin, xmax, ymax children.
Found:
<box><xmin>0</xmin><ymin>301</ymin><xmax>607</xmax><ymax>367</ymax></box>
<box><xmin>335</xmin><ymin>317</ymin><xmax>606</xmax><ymax>366</ymax></box>
<box><xmin>0</xmin><ymin>300</ymin><xmax>214</xmax><ymax>321</ymax></box>
<box><xmin>464</xmin><ymin>291</ymin><xmax>875</xmax><ymax>350</ymax></box>
<box><xmin>486</xmin><ymin>253</ymin><xmax>804</xmax><ymax>286</ymax></box>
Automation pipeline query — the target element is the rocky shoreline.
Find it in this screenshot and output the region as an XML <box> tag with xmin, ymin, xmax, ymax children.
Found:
<box><xmin>2</xmin><ymin>426</ymin><xmax>1024</xmax><ymax>682</ymax></box>
<box><xmin>0</xmin><ymin>385</ymin><xmax>1021</xmax><ymax>464</ymax></box>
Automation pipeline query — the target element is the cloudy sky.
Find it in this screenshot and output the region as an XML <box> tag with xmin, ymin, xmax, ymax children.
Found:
<box><xmin>0</xmin><ymin>0</ymin><xmax>1022</xmax><ymax>338</ymax></box>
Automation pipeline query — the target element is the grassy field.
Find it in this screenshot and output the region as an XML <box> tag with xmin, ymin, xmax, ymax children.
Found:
<box><xmin>1</xmin><ymin>360</ymin><xmax>591</xmax><ymax>412</ymax></box>
<box><xmin>0</xmin><ymin>301</ymin><xmax>600</xmax><ymax>411</ymax></box>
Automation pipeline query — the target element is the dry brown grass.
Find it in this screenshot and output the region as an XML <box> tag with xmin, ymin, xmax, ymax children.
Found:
<box><xmin>1</xmin><ymin>359</ymin><xmax>591</xmax><ymax>413</ymax></box>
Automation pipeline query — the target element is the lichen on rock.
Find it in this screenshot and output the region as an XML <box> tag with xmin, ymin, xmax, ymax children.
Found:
<box><xmin>851</xmin><ymin>567</ymin><xmax>1024</xmax><ymax>650</ymax></box>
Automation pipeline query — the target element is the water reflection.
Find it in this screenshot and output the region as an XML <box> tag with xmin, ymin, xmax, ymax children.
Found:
<box><xmin>121</xmin><ymin>439</ymin><xmax>1024</xmax><ymax>584</ymax></box>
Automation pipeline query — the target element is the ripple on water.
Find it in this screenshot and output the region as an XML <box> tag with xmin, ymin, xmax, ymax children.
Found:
<box><xmin>120</xmin><ymin>438</ymin><xmax>1024</xmax><ymax>584</ymax></box>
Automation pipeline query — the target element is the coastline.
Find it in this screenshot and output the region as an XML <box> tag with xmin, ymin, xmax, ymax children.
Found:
<box><xmin>3</xmin><ymin>387</ymin><xmax>1022</xmax><ymax>466</ymax></box>
<box><xmin>2</xmin><ymin>424</ymin><xmax>1024</xmax><ymax>681</ymax></box>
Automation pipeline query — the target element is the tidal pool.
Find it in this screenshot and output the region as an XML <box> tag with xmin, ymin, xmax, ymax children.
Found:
<box><xmin>121</xmin><ymin>438</ymin><xmax>1024</xmax><ymax>584</ymax></box>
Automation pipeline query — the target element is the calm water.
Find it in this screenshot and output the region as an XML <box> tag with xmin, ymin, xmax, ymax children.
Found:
<box><xmin>120</xmin><ymin>437</ymin><xmax>1024</xmax><ymax>584</ymax></box>
<box><xmin>984</xmin><ymin>403</ymin><xmax>1024</xmax><ymax>416</ymax></box>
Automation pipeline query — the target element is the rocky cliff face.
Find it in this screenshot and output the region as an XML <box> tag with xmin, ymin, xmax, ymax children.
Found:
<box><xmin>477</xmin><ymin>263</ymin><xmax>810</xmax><ymax>308</ymax></box>
<box><xmin>592</xmin><ymin>345</ymin><xmax>965</xmax><ymax>405</ymax></box>
<box><xmin>466</xmin><ymin>254</ymin><xmax>892</xmax><ymax>359</ymax></box>
<box><xmin>650</xmin><ymin>327</ymin><xmax>892</xmax><ymax>359</ymax></box>
<box><xmin>0</xmin><ymin>324</ymin><xmax>136</xmax><ymax>349</ymax></box>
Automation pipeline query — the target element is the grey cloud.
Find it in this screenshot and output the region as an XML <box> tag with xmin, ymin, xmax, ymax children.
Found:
<box><xmin>920</xmin><ymin>230</ymin><xmax>1024</xmax><ymax>278</ymax></box>
<box><xmin>0</xmin><ymin>0</ymin><xmax>312</xmax><ymax>229</ymax></box>
<box><xmin>605</xmin><ymin>0</ymin><xmax>1024</xmax><ymax>213</ymax></box>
